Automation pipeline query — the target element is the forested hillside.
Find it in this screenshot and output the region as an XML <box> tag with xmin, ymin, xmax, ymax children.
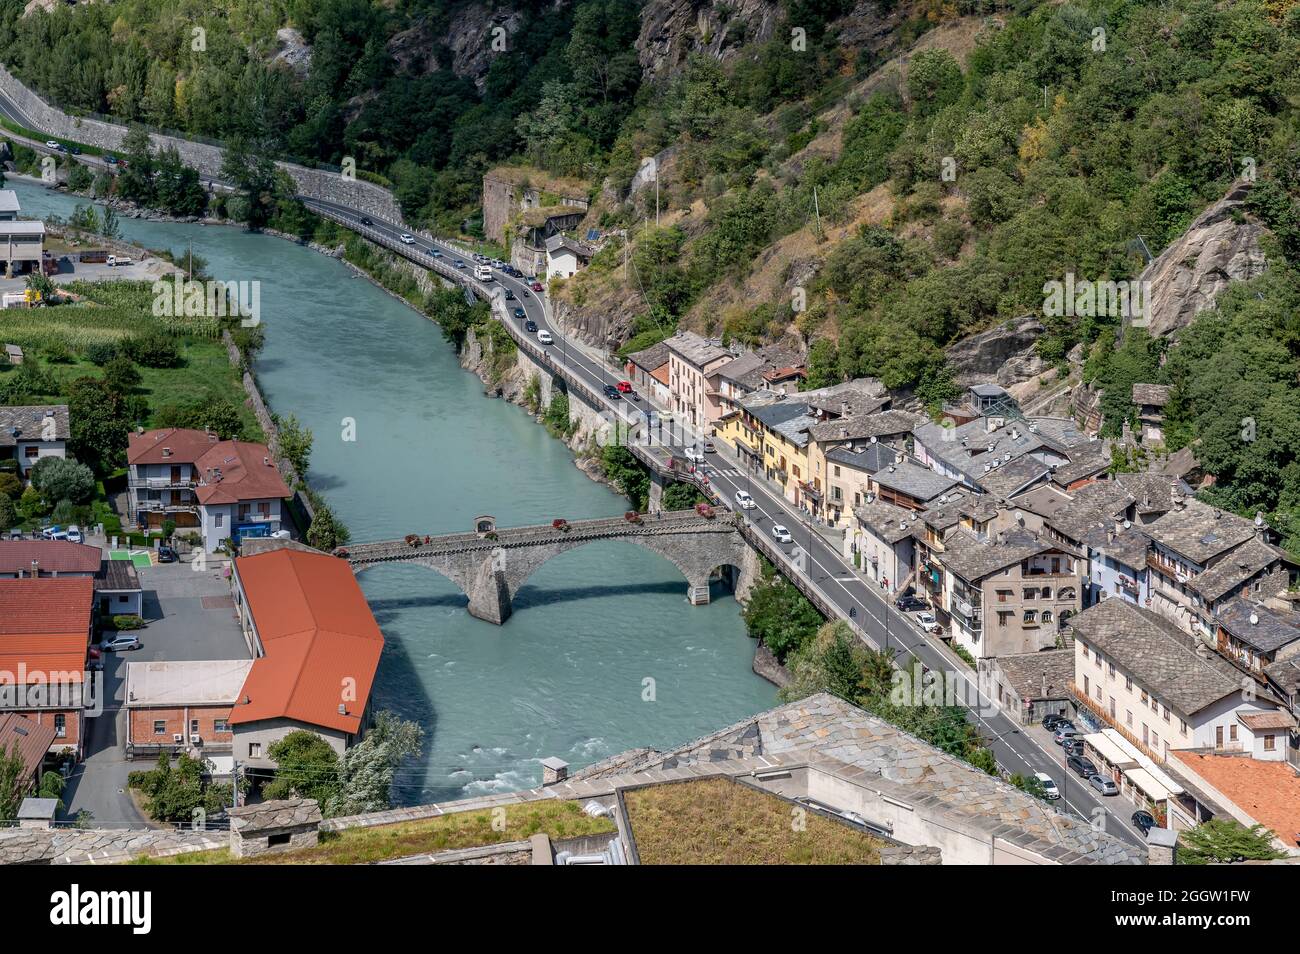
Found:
<box><xmin>5</xmin><ymin>0</ymin><xmax>1300</xmax><ymax>547</ymax></box>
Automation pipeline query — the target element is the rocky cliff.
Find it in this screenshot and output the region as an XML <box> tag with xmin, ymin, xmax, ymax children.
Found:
<box><xmin>637</xmin><ymin>0</ymin><xmax>783</xmax><ymax>83</ymax></box>
<box><xmin>1136</xmin><ymin>181</ymin><xmax>1269</xmax><ymax>338</ymax></box>
<box><xmin>944</xmin><ymin>314</ymin><xmax>1050</xmax><ymax>389</ymax></box>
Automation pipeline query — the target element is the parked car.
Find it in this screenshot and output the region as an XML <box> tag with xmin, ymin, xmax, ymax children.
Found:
<box><xmin>40</xmin><ymin>525</ymin><xmax>67</xmax><ymax>540</ymax></box>
<box><xmin>1062</xmin><ymin>738</ymin><xmax>1086</xmax><ymax>758</ymax></box>
<box><xmin>513</xmin><ymin>307</ymin><xmax>527</xmax><ymax>319</ymax></box>
<box><xmin>1131</xmin><ymin>810</ymin><xmax>1156</xmax><ymax>835</ymax></box>
<box><xmin>702</xmin><ymin>439</ymin><xmax>716</xmax><ymax>453</ymax></box>
<box><xmin>1067</xmin><ymin>755</ymin><xmax>1098</xmax><ymax>778</ymax></box>
<box><xmin>616</xmin><ymin>380</ymin><xmax>633</xmax><ymax>393</ymax></box>
<box><xmin>771</xmin><ymin>524</ymin><xmax>793</xmax><ymax>544</ymax></box>
<box><xmin>530</xmin><ymin>282</ymin><xmax>544</xmax><ymax>292</ymax></box>
<box><xmin>1053</xmin><ymin>724</ymin><xmax>1081</xmax><ymax>745</ymax></box>
<box><xmin>66</xmin><ymin>525</ymin><xmax>83</xmax><ymax>544</ymax></box>
<box><xmin>399</xmin><ymin>233</ymin><xmax>415</xmax><ymax>245</ymax></box>
<box><xmin>684</xmin><ymin>446</ymin><xmax>705</xmax><ymax>464</ymax></box>
<box><xmin>602</xmin><ymin>384</ymin><xmax>620</xmax><ymax>397</ymax></box>
<box><xmin>1089</xmin><ymin>774</ymin><xmax>1119</xmax><ymax>796</ymax></box>
<box><xmin>536</xmin><ymin>330</ymin><xmax>554</xmax><ymax>346</ymax></box>
<box><xmin>104</xmin><ymin>154</ymin><xmax>118</xmax><ymax>165</ymax></box>
<box><xmin>1035</xmin><ymin>772</ymin><xmax>1060</xmax><ymax>800</ymax></box>
<box><xmin>896</xmin><ymin>596</ymin><xmax>926</xmax><ymax>612</ymax></box>
<box><xmin>157</xmin><ymin>545</ymin><xmax>178</xmax><ymax>563</ymax></box>
<box><xmin>70</xmin><ymin>146</ymin><xmax>81</xmax><ymax>156</ymax></box>
<box><xmin>915</xmin><ymin>612</ymin><xmax>940</xmax><ymax>634</ymax></box>
<box><xmin>101</xmin><ymin>635</ymin><xmax>141</xmax><ymax>652</ymax></box>
<box><xmin>524</xmin><ymin>320</ymin><xmax>538</xmax><ymax>333</ymax></box>
<box><xmin>1042</xmin><ymin>712</ymin><xmax>1067</xmax><ymax>731</ymax></box>
<box><xmin>734</xmin><ymin>490</ymin><xmax>757</xmax><ymax>510</ymax></box>
<box><xmin>453</xmin><ymin>259</ymin><xmax>466</xmax><ymax>269</ymax></box>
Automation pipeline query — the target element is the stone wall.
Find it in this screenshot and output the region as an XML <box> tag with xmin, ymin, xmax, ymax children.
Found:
<box><xmin>0</xmin><ymin>64</ymin><xmax>402</xmax><ymax>221</ymax></box>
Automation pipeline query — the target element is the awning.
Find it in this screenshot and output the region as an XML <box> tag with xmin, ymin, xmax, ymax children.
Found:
<box><xmin>1126</xmin><ymin>768</ymin><xmax>1177</xmax><ymax>803</ymax></box>
<box><xmin>1100</xmin><ymin>728</ymin><xmax>1185</xmax><ymax>798</ymax></box>
<box><xmin>1083</xmin><ymin>732</ymin><xmax>1137</xmax><ymax>769</ymax></box>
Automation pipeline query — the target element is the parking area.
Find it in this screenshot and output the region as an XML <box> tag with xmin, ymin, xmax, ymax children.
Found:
<box><xmin>128</xmin><ymin>559</ymin><xmax>251</xmax><ymax>663</ymax></box>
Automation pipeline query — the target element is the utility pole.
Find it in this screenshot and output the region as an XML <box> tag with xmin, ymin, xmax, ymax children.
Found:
<box><xmin>231</xmin><ymin>759</ymin><xmax>241</xmax><ymax>812</ymax></box>
<box><xmin>655</xmin><ymin>175</ymin><xmax>660</xmax><ymax>228</ymax></box>
<box><xmin>812</xmin><ymin>185</ymin><xmax>822</xmax><ymax>239</ymax></box>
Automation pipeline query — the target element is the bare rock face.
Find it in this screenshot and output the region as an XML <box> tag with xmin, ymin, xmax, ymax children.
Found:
<box><xmin>637</xmin><ymin>0</ymin><xmax>783</xmax><ymax>83</ymax></box>
<box><xmin>1138</xmin><ymin>182</ymin><xmax>1269</xmax><ymax>338</ymax></box>
<box><xmin>553</xmin><ymin>293</ymin><xmax>642</xmax><ymax>353</ymax></box>
<box><xmin>388</xmin><ymin>2</ymin><xmax>532</xmax><ymax>89</ymax></box>
<box><xmin>944</xmin><ymin>314</ymin><xmax>1049</xmax><ymax>388</ymax></box>
<box><xmin>271</xmin><ymin>27</ymin><xmax>312</xmax><ymax>76</ymax></box>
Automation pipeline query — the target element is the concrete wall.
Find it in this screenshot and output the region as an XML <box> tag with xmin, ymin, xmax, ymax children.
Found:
<box><xmin>0</xmin><ymin>65</ymin><xmax>402</xmax><ymax>221</ymax></box>
<box><xmin>232</xmin><ymin>717</ymin><xmax>349</xmax><ymax>768</ymax></box>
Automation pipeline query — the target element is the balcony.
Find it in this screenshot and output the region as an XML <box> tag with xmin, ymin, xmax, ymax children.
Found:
<box><xmin>130</xmin><ymin>476</ymin><xmax>197</xmax><ymax>490</ymax></box>
<box><xmin>135</xmin><ymin>500</ymin><xmax>198</xmax><ymax>514</ymax></box>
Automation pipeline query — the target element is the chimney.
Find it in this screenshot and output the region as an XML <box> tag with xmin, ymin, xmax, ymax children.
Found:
<box><xmin>540</xmin><ymin>757</ymin><xmax>569</xmax><ymax>786</ymax></box>
<box><xmin>1147</xmin><ymin>827</ymin><xmax>1178</xmax><ymax>865</ymax></box>
<box><xmin>29</xmin><ymin>559</ymin><xmax>38</xmax><ymax>578</ymax></box>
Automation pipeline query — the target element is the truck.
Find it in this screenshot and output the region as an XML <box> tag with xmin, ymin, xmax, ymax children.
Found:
<box><xmin>107</xmin><ymin>254</ymin><xmax>134</xmax><ymax>267</ymax></box>
<box><xmin>78</xmin><ymin>249</ymin><xmax>109</xmax><ymax>264</ymax></box>
<box><xmin>474</xmin><ymin>264</ymin><xmax>493</xmax><ymax>281</ymax></box>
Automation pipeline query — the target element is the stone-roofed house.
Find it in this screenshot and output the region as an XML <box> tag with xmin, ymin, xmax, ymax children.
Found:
<box><xmin>1132</xmin><ymin>383</ymin><xmax>1172</xmax><ymax>445</ymax></box>
<box><xmin>850</xmin><ymin>498</ymin><xmax>919</xmax><ymax>590</ymax></box>
<box><xmin>544</xmin><ymin>233</ymin><xmax>594</xmax><ymax>280</ymax></box>
<box><xmin>1114</xmin><ymin>472</ymin><xmax>1187</xmax><ymax>523</ymax></box>
<box><xmin>228</xmin><ymin>797</ymin><xmax>322</xmax><ymax>858</ymax></box>
<box><xmin>0</xmin><ymin>404</ymin><xmax>68</xmax><ymax>477</ymax></box>
<box><xmin>623</xmin><ymin>341</ymin><xmax>671</xmax><ymax>405</ymax></box>
<box><xmin>1215</xmin><ymin>599</ymin><xmax>1300</xmax><ymax>681</ymax></box>
<box><xmin>931</xmin><ymin>527</ymin><xmax>1084</xmax><ymax>658</ymax></box>
<box><xmin>1144</xmin><ymin>497</ymin><xmax>1291</xmax><ymax>640</ymax></box>
<box><xmin>1068</xmin><ymin>598</ymin><xmax>1286</xmax><ymax>763</ymax></box>
<box><xmin>981</xmin><ymin>645</ymin><xmax>1075</xmax><ymax>724</ymax></box>
<box><xmin>571</xmin><ymin>694</ymin><xmax>1145</xmax><ymax>865</ymax></box>
<box><xmin>873</xmin><ymin>459</ymin><xmax>960</xmax><ymax>511</ymax></box>
<box><xmin>822</xmin><ymin>441</ymin><xmax>898</xmax><ymax>526</ymax></box>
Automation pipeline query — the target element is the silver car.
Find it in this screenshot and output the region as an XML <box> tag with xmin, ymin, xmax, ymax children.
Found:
<box><xmin>1089</xmin><ymin>774</ymin><xmax>1119</xmax><ymax>796</ymax></box>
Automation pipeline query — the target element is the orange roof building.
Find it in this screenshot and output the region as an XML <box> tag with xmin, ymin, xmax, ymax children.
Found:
<box><xmin>1171</xmin><ymin>751</ymin><xmax>1300</xmax><ymax>855</ymax></box>
<box><xmin>229</xmin><ymin>548</ymin><xmax>385</xmax><ymax>767</ymax></box>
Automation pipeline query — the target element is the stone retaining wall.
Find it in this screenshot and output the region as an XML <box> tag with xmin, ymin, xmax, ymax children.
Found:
<box><xmin>0</xmin><ymin>64</ymin><xmax>402</xmax><ymax>221</ymax></box>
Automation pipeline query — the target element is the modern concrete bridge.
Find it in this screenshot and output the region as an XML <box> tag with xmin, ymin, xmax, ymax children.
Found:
<box><xmin>343</xmin><ymin>510</ymin><xmax>754</xmax><ymax>624</ymax></box>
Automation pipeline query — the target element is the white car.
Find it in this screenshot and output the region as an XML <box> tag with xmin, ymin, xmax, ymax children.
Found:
<box><xmin>537</xmin><ymin>329</ymin><xmax>554</xmax><ymax>345</ymax></box>
<box><xmin>44</xmin><ymin>139</ymin><xmax>59</xmax><ymax>149</ymax></box>
<box><xmin>66</xmin><ymin>525</ymin><xmax>83</xmax><ymax>544</ymax></box>
<box><xmin>771</xmin><ymin>524</ymin><xmax>793</xmax><ymax>544</ymax></box>
<box><xmin>734</xmin><ymin>490</ymin><xmax>757</xmax><ymax>510</ymax></box>
<box><xmin>915</xmin><ymin>611</ymin><xmax>940</xmax><ymax>633</ymax></box>
<box><xmin>399</xmin><ymin>233</ymin><xmax>415</xmax><ymax>245</ymax></box>
<box><xmin>684</xmin><ymin>446</ymin><xmax>705</xmax><ymax>464</ymax></box>
<box><xmin>1035</xmin><ymin>772</ymin><xmax>1060</xmax><ymax>800</ymax></box>
<box><xmin>101</xmin><ymin>635</ymin><xmax>141</xmax><ymax>652</ymax></box>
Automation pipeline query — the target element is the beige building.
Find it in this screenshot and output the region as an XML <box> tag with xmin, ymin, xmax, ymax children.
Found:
<box><xmin>664</xmin><ymin>331</ymin><xmax>733</xmax><ymax>431</ymax></box>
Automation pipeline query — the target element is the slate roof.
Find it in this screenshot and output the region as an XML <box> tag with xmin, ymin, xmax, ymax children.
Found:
<box><xmin>1146</xmin><ymin>500</ymin><xmax>1262</xmax><ymax>565</ymax></box>
<box><xmin>664</xmin><ymin>330</ymin><xmax>731</xmax><ymax>368</ymax></box>
<box><xmin>0</xmin><ymin>405</ymin><xmax>69</xmax><ymax>445</ymax></box>
<box><xmin>938</xmin><ymin>528</ymin><xmax>1054</xmax><ymax>583</ymax></box>
<box><xmin>991</xmin><ymin>647</ymin><xmax>1075</xmax><ymax>701</ymax></box>
<box><xmin>715</xmin><ymin>351</ymin><xmax>766</xmax><ymax>387</ymax></box>
<box><xmin>1132</xmin><ymin>383</ymin><xmax>1172</xmax><ymax>406</ymax></box>
<box><xmin>229</xmin><ymin>797</ymin><xmax>322</xmax><ymax>834</ymax></box>
<box><xmin>977</xmin><ymin>456</ymin><xmax>1050</xmax><ymax>498</ymax></box>
<box><xmin>855</xmin><ymin>500</ymin><xmax>922</xmax><ymax>544</ymax></box>
<box><xmin>1217</xmin><ymin>599</ymin><xmax>1300</xmax><ymax>654</ymax></box>
<box><xmin>873</xmin><ymin>460</ymin><xmax>960</xmax><ymax>503</ymax></box>
<box><xmin>575</xmin><ymin>694</ymin><xmax>1143</xmax><ymax>865</ymax></box>
<box><xmin>1114</xmin><ymin>473</ymin><xmax>1187</xmax><ymax>517</ymax></box>
<box><xmin>1049</xmin><ymin>443</ymin><xmax>1112</xmax><ymax>487</ymax></box>
<box><xmin>918</xmin><ymin>490</ymin><xmax>998</xmax><ymax>532</ymax></box>
<box><xmin>1067</xmin><ymin>599</ymin><xmax>1248</xmax><ymax>715</ymax></box>
<box><xmin>1009</xmin><ymin>484</ymin><xmax>1075</xmax><ymax>521</ymax></box>
<box><xmin>544</xmin><ymin>233</ymin><xmax>593</xmax><ymax>257</ymax></box>
<box><xmin>626</xmin><ymin>341</ymin><xmax>670</xmax><ymax>373</ymax></box>
<box><xmin>1264</xmin><ymin>657</ymin><xmax>1300</xmax><ymax>699</ymax></box>
<box><xmin>1189</xmin><ymin>538</ymin><xmax>1287</xmax><ymax>603</ymax></box>
<box><xmin>914</xmin><ymin>417</ymin><xmax>1047</xmax><ymax>482</ymax></box>
<box><xmin>1092</xmin><ymin>526</ymin><xmax>1151</xmax><ymax>571</ymax></box>
<box><xmin>826</xmin><ymin>441</ymin><xmax>897</xmax><ymax>474</ymax></box>
<box><xmin>809</xmin><ymin>409</ymin><xmax>919</xmax><ymax>443</ymax></box>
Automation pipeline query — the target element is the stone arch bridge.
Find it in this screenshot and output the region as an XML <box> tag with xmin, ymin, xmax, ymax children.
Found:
<box><xmin>343</xmin><ymin>510</ymin><xmax>755</xmax><ymax>624</ymax></box>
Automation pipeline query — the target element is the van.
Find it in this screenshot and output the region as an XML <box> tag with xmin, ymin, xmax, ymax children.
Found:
<box><xmin>474</xmin><ymin>264</ymin><xmax>493</xmax><ymax>281</ymax></box>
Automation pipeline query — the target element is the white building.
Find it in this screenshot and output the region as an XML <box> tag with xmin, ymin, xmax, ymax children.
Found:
<box><xmin>0</xmin><ymin>405</ymin><xmax>68</xmax><ymax>477</ymax></box>
<box><xmin>544</xmin><ymin>234</ymin><xmax>593</xmax><ymax>280</ymax></box>
<box><xmin>0</xmin><ymin>190</ymin><xmax>44</xmax><ymax>276</ymax></box>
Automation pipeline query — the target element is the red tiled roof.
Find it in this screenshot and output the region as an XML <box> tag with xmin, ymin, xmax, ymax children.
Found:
<box><xmin>0</xmin><ymin>540</ymin><xmax>101</xmax><ymax>575</ymax></box>
<box><xmin>230</xmin><ymin>549</ymin><xmax>384</xmax><ymax>735</ymax></box>
<box><xmin>127</xmin><ymin>427</ymin><xmax>219</xmax><ymax>465</ymax></box>
<box><xmin>1171</xmin><ymin>752</ymin><xmax>1300</xmax><ymax>848</ymax></box>
<box><xmin>193</xmin><ymin>440</ymin><xmax>291</xmax><ymax>505</ymax></box>
<box><xmin>0</xmin><ymin>578</ymin><xmax>92</xmax><ymax>681</ymax></box>
<box><xmin>0</xmin><ymin>712</ymin><xmax>57</xmax><ymax>776</ymax></box>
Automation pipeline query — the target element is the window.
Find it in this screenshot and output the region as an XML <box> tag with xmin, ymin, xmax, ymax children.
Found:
<box><xmin>1140</xmin><ymin>690</ymin><xmax>1148</xmax><ymax>705</ymax></box>
<box><xmin>1023</xmin><ymin>588</ymin><xmax>1036</xmax><ymax>602</ymax></box>
<box><xmin>1023</xmin><ymin>609</ymin><xmax>1037</xmax><ymax>624</ymax></box>
<box><xmin>190</xmin><ymin>719</ymin><xmax>199</xmax><ymax>736</ymax></box>
<box><xmin>1265</xmin><ymin>734</ymin><xmax>1276</xmax><ymax>752</ymax></box>
<box><xmin>1229</xmin><ymin>724</ymin><xmax>1237</xmax><ymax>742</ymax></box>
<box><xmin>153</xmin><ymin>720</ymin><xmax>166</xmax><ymax>735</ymax></box>
<box><xmin>267</xmin><ymin>832</ymin><xmax>291</xmax><ymax>847</ymax></box>
<box><xmin>1180</xmin><ymin>719</ymin><xmax>1187</xmax><ymax>736</ymax></box>
<box><xmin>214</xmin><ymin>719</ymin><xmax>229</xmax><ymax>733</ymax></box>
<box><xmin>1083</xmin><ymin>675</ymin><xmax>1090</xmax><ymax>695</ymax></box>
<box><xmin>1152</xmin><ymin>730</ymin><xmax>1160</xmax><ymax>747</ymax></box>
<box><xmin>24</xmin><ymin>446</ymin><xmax>39</xmax><ymax>459</ymax></box>
<box><xmin>1042</xmin><ymin>610</ymin><xmax>1053</xmax><ymax>624</ymax></box>
<box><xmin>1162</xmin><ymin>706</ymin><xmax>1170</xmax><ymax>722</ymax></box>
<box><xmin>258</xmin><ymin>501</ymin><xmax>270</xmax><ymax>516</ymax></box>
<box><xmin>834</xmin><ymin>466</ymin><xmax>841</xmax><ymax>478</ymax></box>
<box><xmin>1108</xmin><ymin>662</ymin><xmax>1116</xmax><ymax>678</ymax></box>
<box><xmin>54</xmin><ymin>714</ymin><xmax>65</xmax><ymax>738</ymax></box>
<box><xmin>248</xmin><ymin>742</ymin><xmax>261</xmax><ymax>758</ymax></box>
<box><xmin>1041</xmin><ymin>586</ymin><xmax>1052</xmax><ymax>599</ymax></box>
<box><xmin>1108</xmin><ymin>697</ymin><xmax>1116</xmax><ymax>718</ymax></box>
<box><xmin>1125</xmin><ymin>677</ymin><xmax>1133</xmax><ymax>691</ymax></box>
<box><xmin>214</xmin><ymin>513</ymin><xmax>223</xmax><ymax>527</ymax></box>
<box><xmin>1126</xmin><ymin>710</ymin><xmax>1133</xmax><ymax>727</ymax></box>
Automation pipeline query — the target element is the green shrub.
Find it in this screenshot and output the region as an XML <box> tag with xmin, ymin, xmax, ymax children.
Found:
<box><xmin>110</xmin><ymin>615</ymin><xmax>145</xmax><ymax>630</ymax></box>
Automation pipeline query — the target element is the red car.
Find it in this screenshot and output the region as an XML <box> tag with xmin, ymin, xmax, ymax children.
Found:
<box><xmin>616</xmin><ymin>380</ymin><xmax>633</xmax><ymax>393</ymax></box>
<box><xmin>530</xmin><ymin>282</ymin><xmax>544</xmax><ymax>292</ymax></box>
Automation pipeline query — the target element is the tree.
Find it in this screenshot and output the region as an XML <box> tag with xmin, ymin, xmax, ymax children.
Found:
<box><xmin>153</xmin><ymin>397</ymin><xmax>246</xmax><ymax>439</ymax></box>
<box><xmin>66</xmin><ymin>377</ymin><xmax>132</xmax><ymax>474</ymax></box>
<box><xmin>307</xmin><ymin>502</ymin><xmax>350</xmax><ymax>551</ymax></box>
<box><xmin>0</xmin><ymin>471</ymin><xmax>21</xmax><ymax>500</ymax></box>
<box><xmin>101</xmin><ymin>353</ymin><xmax>142</xmax><ymax>394</ymax></box>
<box><xmin>743</xmin><ymin>562</ymin><xmax>825</xmax><ymax>661</ymax></box>
<box><xmin>128</xmin><ymin>752</ymin><xmax>230</xmax><ymax>824</ymax></box>
<box><xmin>1178</xmin><ymin>819</ymin><xmax>1285</xmax><ymax>865</ymax></box>
<box><xmin>0</xmin><ymin>743</ymin><xmax>27</xmax><ymax>821</ymax></box>
<box><xmin>276</xmin><ymin>414</ymin><xmax>313</xmax><ymax>479</ymax></box>
<box><xmin>0</xmin><ymin>495</ymin><xmax>15</xmax><ymax>531</ymax></box>
<box><xmin>263</xmin><ymin>731</ymin><xmax>341</xmax><ymax>806</ymax></box>
<box><xmin>29</xmin><ymin>456</ymin><xmax>95</xmax><ymax>506</ymax></box>
<box><xmin>324</xmin><ymin>711</ymin><xmax>423</xmax><ymax>817</ymax></box>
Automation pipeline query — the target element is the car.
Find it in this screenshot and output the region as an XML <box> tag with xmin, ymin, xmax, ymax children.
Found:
<box><xmin>734</xmin><ymin>490</ymin><xmax>757</xmax><ymax>510</ymax></box>
<box><xmin>453</xmin><ymin>259</ymin><xmax>466</xmax><ymax>269</ymax></box>
<box><xmin>66</xmin><ymin>526</ymin><xmax>83</xmax><ymax>544</ymax></box>
<box><xmin>1089</xmin><ymin>774</ymin><xmax>1119</xmax><ymax>796</ymax></box>
<box><xmin>1131</xmin><ymin>810</ymin><xmax>1156</xmax><ymax>835</ymax></box>
<box><xmin>157</xmin><ymin>545</ymin><xmax>178</xmax><ymax>563</ymax></box>
<box><xmin>1053</xmin><ymin>724</ymin><xmax>1081</xmax><ymax>745</ymax></box>
<box><xmin>359</xmin><ymin>217</ymin><xmax>373</xmax><ymax>226</ymax></box>
<box><xmin>504</xmin><ymin>289</ymin><xmax>515</xmax><ymax>300</ymax></box>
<box><xmin>520</xmin><ymin>289</ymin><xmax>530</xmax><ymax>298</ymax></box>
<box><xmin>1067</xmin><ymin>755</ymin><xmax>1098</xmax><ymax>778</ymax></box>
<box><xmin>524</xmin><ymin>320</ymin><xmax>538</xmax><ymax>333</ymax></box>
<box><xmin>914</xmin><ymin>612</ymin><xmax>940</xmax><ymax>633</ymax></box>
<box><xmin>430</xmin><ymin>249</ymin><xmax>442</xmax><ymax>258</ymax></box>
<box><xmin>684</xmin><ymin>446</ymin><xmax>705</xmax><ymax>464</ymax></box>
<box><xmin>530</xmin><ymin>282</ymin><xmax>544</xmax><ymax>292</ymax></box>
<box><xmin>702</xmin><ymin>439</ymin><xmax>716</xmax><ymax>453</ymax></box>
<box><xmin>1042</xmin><ymin>712</ymin><xmax>1067</xmax><ymax>731</ymax></box>
<box><xmin>1062</xmin><ymin>737</ymin><xmax>1086</xmax><ymax>758</ymax></box>
<box><xmin>104</xmin><ymin>154</ymin><xmax>118</xmax><ymax>165</ymax></box>
<box><xmin>41</xmin><ymin>525</ymin><xmax>68</xmax><ymax>541</ymax></box>
<box><xmin>101</xmin><ymin>635</ymin><xmax>141</xmax><ymax>652</ymax></box>
<box><xmin>895</xmin><ymin>595</ymin><xmax>926</xmax><ymax>612</ymax></box>
<box><xmin>513</xmin><ymin>307</ymin><xmax>526</xmax><ymax>319</ymax></box>
<box><xmin>399</xmin><ymin>233</ymin><xmax>415</xmax><ymax>245</ymax></box>
<box><xmin>536</xmin><ymin>330</ymin><xmax>554</xmax><ymax>346</ymax></box>
<box><xmin>602</xmin><ymin>384</ymin><xmax>620</xmax><ymax>397</ymax></box>
<box><xmin>771</xmin><ymin>524</ymin><xmax>793</xmax><ymax>544</ymax></box>
<box><xmin>70</xmin><ymin>146</ymin><xmax>81</xmax><ymax>156</ymax></box>
<box><xmin>1035</xmin><ymin>772</ymin><xmax>1060</xmax><ymax>800</ymax></box>
<box><xmin>616</xmin><ymin>380</ymin><xmax>633</xmax><ymax>393</ymax></box>
<box><xmin>44</xmin><ymin>140</ymin><xmax>59</xmax><ymax>149</ymax></box>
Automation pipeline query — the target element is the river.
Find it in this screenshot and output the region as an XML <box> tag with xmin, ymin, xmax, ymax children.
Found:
<box><xmin>12</xmin><ymin>181</ymin><xmax>776</xmax><ymax>803</ymax></box>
